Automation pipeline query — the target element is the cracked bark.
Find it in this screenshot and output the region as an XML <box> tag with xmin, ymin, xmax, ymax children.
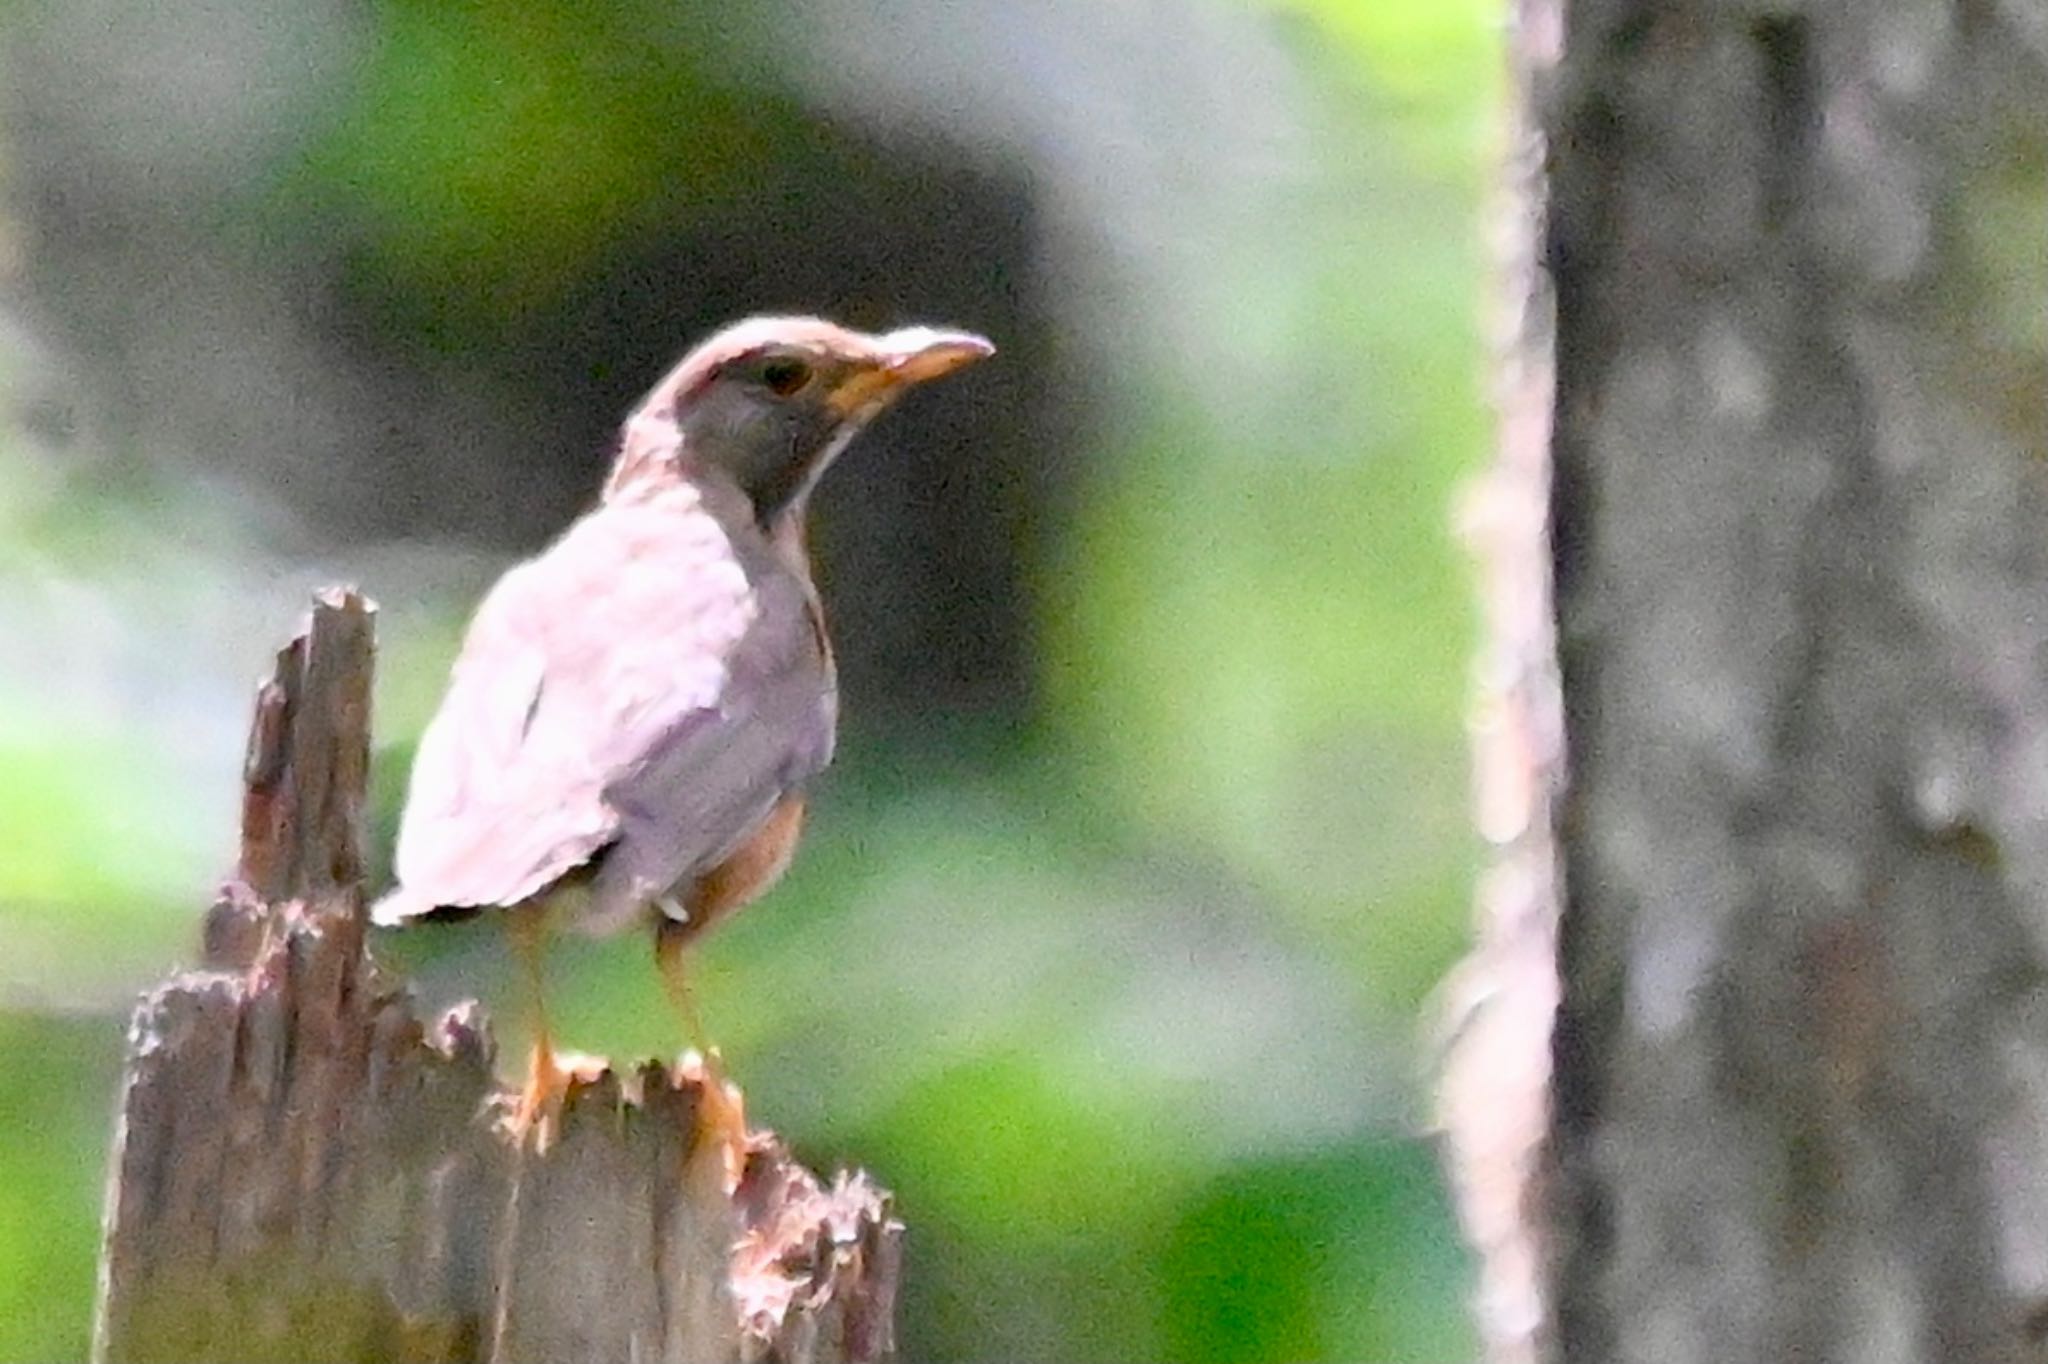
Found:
<box><xmin>93</xmin><ymin>589</ymin><xmax>900</xmax><ymax>1364</ymax></box>
<box><xmin>1447</xmin><ymin>2</ymin><xmax>2048</xmax><ymax>1361</ymax></box>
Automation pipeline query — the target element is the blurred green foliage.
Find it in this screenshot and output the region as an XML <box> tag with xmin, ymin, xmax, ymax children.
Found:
<box><xmin>297</xmin><ymin>2</ymin><xmax>792</xmax><ymax>332</ymax></box>
<box><xmin>0</xmin><ymin>1014</ymin><xmax>117</xmax><ymax>1363</ymax></box>
<box><xmin>0</xmin><ymin>0</ymin><xmax>1499</xmax><ymax>1359</ymax></box>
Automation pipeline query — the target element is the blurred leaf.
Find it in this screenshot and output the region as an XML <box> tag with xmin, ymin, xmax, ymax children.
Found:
<box><xmin>295</xmin><ymin>0</ymin><xmax>793</xmax><ymax>332</ymax></box>
<box><xmin>1274</xmin><ymin>0</ymin><xmax>1494</xmax><ymax>99</ymax></box>
<box><xmin>0</xmin><ymin>1013</ymin><xmax>121</xmax><ymax>1364</ymax></box>
<box><xmin>849</xmin><ymin>1051</ymin><xmax>1185</xmax><ymax>1363</ymax></box>
<box><xmin>871</xmin><ymin>1049</ymin><xmax>1190</xmax><ymax>1248</ymax></box>
<box><xmin>1263</xmin><ymin>0</ymin><xmax>1503</xmax><ymax>181</ymax></box>
<box><xmin>1046</xmin><ymin>383</ymin><xmax>1480</xmax><ymax>980</ymax></box>
<box><xmin>0</xmin><ymin>734</ymin><xmax>218</xmax><ymax>1003</ymax></box>
<box><xmin>1159</xmin><ymin>1140</ymin><xmax>1473</xmax><ymax>1364</ymax></box>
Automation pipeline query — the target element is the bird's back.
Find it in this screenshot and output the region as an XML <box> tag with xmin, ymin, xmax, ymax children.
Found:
<box><xmin>376</xmin><ymin>477</ymin><xmax>835</xmax><ymax>933</ymax></box>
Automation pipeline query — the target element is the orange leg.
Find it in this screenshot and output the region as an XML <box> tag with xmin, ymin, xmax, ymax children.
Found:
<box><xmin>658</xmin><ymin>916</ymin><xmax>748</xmax><ymax>1182</ymax></box>
<box><xmin>654</xmin><ymin>915</ymin><xmax>716</xmax><ymax>1061</ymax></box>
<box><xmin>508</xmin><ymin>899</ymin><xmax>566</xmax><ymax>1141</ymax></box>
<box><xmin>656</xmin><ymin>794</ymin><xmax>807</xmax><ymax>1059</ymax></box>
<box><xmin>653</xmin><ymin>795</ymin><xmax>806</xmax><ymax>1175</ymax></box>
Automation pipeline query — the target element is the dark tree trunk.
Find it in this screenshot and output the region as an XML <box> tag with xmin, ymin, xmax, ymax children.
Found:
<box><xmin>1447</xmin><ymin>2</ymin><xmax>2048</xmax><ymax>1361</ymax></box>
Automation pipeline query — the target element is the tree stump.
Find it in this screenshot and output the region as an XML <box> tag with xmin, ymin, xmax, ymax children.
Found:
<box><xmin>92</xmin><ymin>588</ymin><xmax>900</xmax><ymax>1364</ymax></box>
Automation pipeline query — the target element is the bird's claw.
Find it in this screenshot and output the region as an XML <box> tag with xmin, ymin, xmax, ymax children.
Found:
<box><xmin>504</xmin><ymin>1041</ymin><xmax>613</xmax><ymax>1152</ymax></box>
<box><xmin>504</xmin><ymin>1039</ymin><xmax>565</xmax><ymax>1150</ymax></box>
<box><xmin>682</xmin><ymin>1048</ymin><xmax>750</xmax><ymax>1194</ymax></box>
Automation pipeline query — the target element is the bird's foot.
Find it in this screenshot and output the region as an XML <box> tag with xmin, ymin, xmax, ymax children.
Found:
<box><xmin>505</xmin><ymin>1038</ymin><xmax>567</xmax><ymax>1150</ymax></box>
<box><xmin>680</xmin><ymin>1048</ymin><xmax>750</xmax><ymax>1195</ymax></box>
<box><xmin>655</xmin><ymin>926</ymin><xmax>748</xmax><ymax>1187</ymax></box>
<box><xmin>503</xmin><ymin>1039</ymin><xmax>611</xmax><ymax>1152</ymax></box>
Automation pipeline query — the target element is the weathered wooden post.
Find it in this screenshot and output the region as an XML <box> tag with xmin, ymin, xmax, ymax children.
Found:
<box><xmin>93</xmin><ymin>589</ymin><xmax>900</xmax><ymax>1364</ymax></box>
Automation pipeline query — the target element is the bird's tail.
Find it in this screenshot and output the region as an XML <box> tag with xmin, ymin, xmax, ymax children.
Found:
<box><xmin>369</xmin><ymin>884</ymin><xmax>461</xmax><ymax>927</ymax></box>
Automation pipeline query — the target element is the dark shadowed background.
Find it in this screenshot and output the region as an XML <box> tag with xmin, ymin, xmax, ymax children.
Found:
<box><xmin>0</xmin><ymin>1</ymin><xmax>1495</xmax><ymax>1358</ymax></box>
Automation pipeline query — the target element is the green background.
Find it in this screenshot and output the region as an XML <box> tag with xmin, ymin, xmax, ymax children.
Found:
<box><xmin>0</xmin><ymin>0</ymin><xmax>1498</xmax><ymax>1358</ymax></box>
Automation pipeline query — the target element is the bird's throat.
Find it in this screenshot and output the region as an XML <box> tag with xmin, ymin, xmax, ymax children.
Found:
<box><xmin>744</xmin><ymin>424</ymin><xmax>858</xmax><ymax>528</ymax></box>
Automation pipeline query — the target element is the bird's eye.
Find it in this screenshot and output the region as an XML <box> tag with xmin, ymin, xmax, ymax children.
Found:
<box><xmin>759</xmin><ymin>357</ymin><xmax>812</xmax><ymax>397</ymax></box>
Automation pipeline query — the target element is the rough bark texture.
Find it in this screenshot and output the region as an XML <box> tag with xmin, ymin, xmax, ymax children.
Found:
<box><xmin>1448</xmin><ymin>1</ymin><xmax>2048</xmax><ymax>1361</ymax></box>
<box><xmin>1437</xmin><ymin>0</ymin><xmax>1564</xmax><ymax>1358</ymax></box>
<box><xmin>93</xmin><ymin>589</ymin><xmax>900</xmax><ymax>1364</ymax></box>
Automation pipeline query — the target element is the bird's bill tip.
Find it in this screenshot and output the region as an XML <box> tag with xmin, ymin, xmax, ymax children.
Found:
<box><xmin>821</xmin><ymin>325</ymin><xmax>994</xmax><ymax>416</ymax></box>
<box><xmin>877</xmin><ymin>327</ymin><xmax>996</xmax><ymax>384</ymax></box>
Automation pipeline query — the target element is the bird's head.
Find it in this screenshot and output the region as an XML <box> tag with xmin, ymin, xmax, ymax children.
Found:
<box><xmin>605</xmin><ymin>315</ymin><xmax>994</xmax><ymax>520</ymax></box>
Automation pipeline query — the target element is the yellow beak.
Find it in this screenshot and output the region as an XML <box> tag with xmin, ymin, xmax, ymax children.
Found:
<box><xmin>826</xmin><ymin>327</ymin><xmax>995</xmax><ymax>416</ymax></box>
<box><xmin>879</xmin><ymin>327</ymin><xmax>997</xmax><ymax>384</ymax></box>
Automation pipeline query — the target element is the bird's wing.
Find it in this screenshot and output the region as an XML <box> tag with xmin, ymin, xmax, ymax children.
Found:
<box><xmin>376</xmin><ymin>490</ymin><xmax>767</xmax><ymax>923</ymax></box>
<box><xmin>580</xmin><ymin>566</ymin><xmax>836</xmax><ymax>934</ymax></box>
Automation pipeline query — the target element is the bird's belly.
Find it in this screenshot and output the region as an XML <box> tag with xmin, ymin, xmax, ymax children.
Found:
<box><xmin>663</xmin><ymin>794</ymin><xmax>809</xmax><ymax>946</ymax></box>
